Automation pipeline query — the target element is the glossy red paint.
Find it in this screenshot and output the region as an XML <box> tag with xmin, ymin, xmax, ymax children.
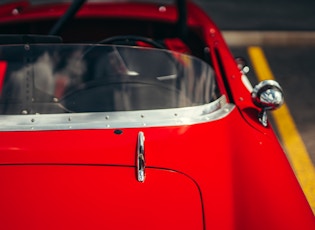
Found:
<box><xmin>0</xmin><ymin>166</ymin><xmax>204</xmax><ymax>229</ymax></box>
<box><xmin>0</xmin><ymin>1</ymin><xmax>314</xmax><ymax>229</ymax></box>
<box><xmin>0</xmin><ymin>109</ymin><xmax>314</xmax><ymax>229</ymax></box>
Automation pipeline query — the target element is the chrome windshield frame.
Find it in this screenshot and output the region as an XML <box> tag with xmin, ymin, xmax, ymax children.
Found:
<box><xmin>0</xmin><ymin>96</ymin><xmax>234</xmax><ymax>131</ymax></box>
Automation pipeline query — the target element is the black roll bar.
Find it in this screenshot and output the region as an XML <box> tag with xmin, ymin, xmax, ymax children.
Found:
<box><xmin>49</xmin><ymin>0</ymin><xmax>87</xmax><ymax>36</ymax></box>
<box><xmin>176</xmin><ymin>0</ymin><xmax>188</xmax><ymax>40</ymax></box>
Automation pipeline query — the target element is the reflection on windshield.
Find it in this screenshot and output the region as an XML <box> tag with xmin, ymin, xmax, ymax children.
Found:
<box><xmin>0</xmin><ymin>44</ymin><xmax>219</xmax><ymax>114</ymax></box>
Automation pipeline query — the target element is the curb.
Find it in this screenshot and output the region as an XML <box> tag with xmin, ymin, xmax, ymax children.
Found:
<box><xmin>222</xmin><ymin>31</ymin><xmax>315</xmax><ymax>46</ymax></box>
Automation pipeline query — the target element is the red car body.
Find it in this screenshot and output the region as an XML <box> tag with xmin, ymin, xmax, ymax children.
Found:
<box><xmin>0</xmin><ymin>1</ymin><xmax>314</xmax><ymax>229</ymax></box>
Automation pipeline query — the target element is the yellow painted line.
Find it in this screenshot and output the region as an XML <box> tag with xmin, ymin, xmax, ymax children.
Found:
<box><xmin>248</xmin><ymin>46</ymin><xmax>315</xmax><ymax>214</ymax></box>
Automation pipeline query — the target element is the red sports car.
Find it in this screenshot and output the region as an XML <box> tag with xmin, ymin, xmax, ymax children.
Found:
<box><xmin>0</xmin><ymin>0</ymin><xmax>314</xmax><ymax>229</ymax></box>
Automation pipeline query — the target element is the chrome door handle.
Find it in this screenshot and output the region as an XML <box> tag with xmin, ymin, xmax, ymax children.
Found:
<box><xmin>137</xmin><ymin>131</ymin><xmax>145</xmax><ymax>182</ymax></box>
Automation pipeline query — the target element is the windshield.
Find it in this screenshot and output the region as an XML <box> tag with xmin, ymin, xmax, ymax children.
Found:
<box><xmin>0</xmin><ymin>44</ymin><xmax>217</xmax><ymax>115</ymax></box>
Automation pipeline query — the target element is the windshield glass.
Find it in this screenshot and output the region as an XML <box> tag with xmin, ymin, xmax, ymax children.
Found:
<box><xmin>0</xmin><ymin>44</ymin><xmax>218</xmax><ymax>114</ymax></box>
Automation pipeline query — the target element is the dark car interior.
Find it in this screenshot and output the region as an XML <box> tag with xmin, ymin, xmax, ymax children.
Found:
<box><xmin>0</xmin><ymin>0</ymin><xmax>220</xmax><ymax>114</ymax></box>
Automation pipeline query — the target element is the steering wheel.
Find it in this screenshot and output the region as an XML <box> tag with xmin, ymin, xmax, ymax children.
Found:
<box><xmin>97</xmin><ymin>35</ymin><xmax>166</xmax><ymax>49</ymax></box>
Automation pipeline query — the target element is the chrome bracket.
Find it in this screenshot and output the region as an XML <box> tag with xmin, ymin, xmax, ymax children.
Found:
<box><xmin>137</xmin><ymin>131</ymin><xmax>146</xmax><ymax>182</ymax></box>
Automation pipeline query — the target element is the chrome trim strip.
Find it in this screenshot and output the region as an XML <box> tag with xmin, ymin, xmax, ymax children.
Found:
<box><xmin>137</xmin><ymin>131</ymin><xmax>146</xmax><ymax>183</ymax></box>
<box><xmin>0</xmin><ymin>96</ymin><xmax>235</xmax><ymax>131</ymax></box>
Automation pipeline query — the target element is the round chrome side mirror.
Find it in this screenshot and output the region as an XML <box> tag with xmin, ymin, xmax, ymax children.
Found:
<box><xmin>251</xmin><ymin>80</ymin><xmax>284</xmax><ymax>126</ymax></box>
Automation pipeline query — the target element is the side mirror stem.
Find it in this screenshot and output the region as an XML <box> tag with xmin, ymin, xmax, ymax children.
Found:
<box><xmin>258</xmin><ymin>108</ymin><xmax>268</xmax><ymax>127</ymax></box>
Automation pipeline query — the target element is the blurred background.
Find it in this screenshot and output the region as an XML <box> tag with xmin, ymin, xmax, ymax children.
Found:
<box><xmin>195</xmin><ymin>0</ymin><xmax>315</xmax><ymax>30</ymax></box>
